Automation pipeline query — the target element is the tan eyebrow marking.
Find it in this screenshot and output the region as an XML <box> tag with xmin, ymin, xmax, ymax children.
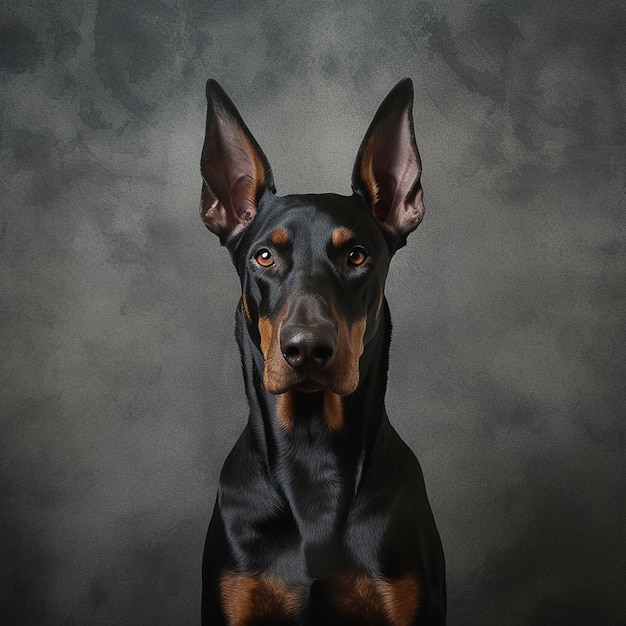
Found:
<box><xmin>332</xmin><ymin>227</ymin><xmax>355</xmax><ymax>249</ymax></box>
<box><xmin>269</xmin><ymin>228</ymin><xmax>289</xmax><ymax>246</ymax></box>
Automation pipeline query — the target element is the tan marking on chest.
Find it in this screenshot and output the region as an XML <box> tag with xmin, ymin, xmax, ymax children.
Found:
<box><xmin>219</xmin><ymin>572</ymin><xmax>302</xmax><ymax>625</ymax></box>
<box><xmin>331</xmin><ymin>572</ymin><xmax>420</xmax><ymax>626</ymax></box>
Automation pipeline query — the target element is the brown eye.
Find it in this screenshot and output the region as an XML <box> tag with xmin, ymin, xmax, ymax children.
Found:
<box><xmin>347</xmin><ymin>246</ymin><xmax>368</xmax><ymax>267</ymax></box>
<box><xmin>254</xmin><ymin>248</ymin><xmax>274</xmax><ymax>267</ymax></box>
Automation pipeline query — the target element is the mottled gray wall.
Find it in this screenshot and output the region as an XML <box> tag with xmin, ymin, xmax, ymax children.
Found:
<box><xmin>1</xmin><ymin>0</ymin><xmax>624</xmax><ymax>624</ymax></box>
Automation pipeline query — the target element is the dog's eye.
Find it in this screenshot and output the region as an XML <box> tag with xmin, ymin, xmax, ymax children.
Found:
<box><xmin>347</xmin><ymin>246</ymin><xmax>368</xmax><ymax>267</ymax></box>
<box><xmin>254</xmin><ymin>248</ymin><xmax>274</xmax><ymax>267</ymax></box>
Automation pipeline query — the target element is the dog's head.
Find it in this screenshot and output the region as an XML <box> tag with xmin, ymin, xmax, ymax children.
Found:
<box><xmin>199</xmin><ymin>80</ymin><xmax>424</xmax><ymax>429</ymax></box>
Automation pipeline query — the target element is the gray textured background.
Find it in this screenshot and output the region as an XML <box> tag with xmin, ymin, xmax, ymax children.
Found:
<box><xmin>1</xmin><ymin>0</ymin><xmax>625</xmax><ymax>624</ymax></box>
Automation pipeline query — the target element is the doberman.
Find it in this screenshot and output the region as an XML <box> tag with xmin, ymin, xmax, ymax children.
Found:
<box><xmin>199</xmin><ymin>78</ymin><xmax>446</xmax><ymax>625</ymax></box>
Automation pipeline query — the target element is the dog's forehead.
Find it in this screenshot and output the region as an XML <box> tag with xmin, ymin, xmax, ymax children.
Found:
<box><xmin>251</xmin><ymin>193</ymin><xmax>383</xmax><ymax>245</ymax></box>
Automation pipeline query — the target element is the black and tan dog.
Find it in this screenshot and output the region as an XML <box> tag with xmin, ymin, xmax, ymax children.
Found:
<box><xmin>199</xmin><ymin>79</ymin><xmax>446</xmax><ymax>625</ymax></box>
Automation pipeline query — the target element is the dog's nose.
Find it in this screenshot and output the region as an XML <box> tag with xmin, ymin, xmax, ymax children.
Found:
<box><xmin>280</xmin><ymin>323</ymin><xmax>337</xmax><ymax>370</ymax></box>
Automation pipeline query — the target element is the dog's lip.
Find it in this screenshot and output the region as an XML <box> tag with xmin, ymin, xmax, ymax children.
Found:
<box><xmin>293</xmin><ymin>379</ymin><xmax>325</xmax><ymax>393</ymax></box>
<box><xmin>268</xmin><ymin>372</ymin><xmax>354</xmax><ymax>396</ymax></box>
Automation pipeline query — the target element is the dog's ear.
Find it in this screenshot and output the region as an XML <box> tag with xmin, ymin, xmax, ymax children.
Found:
<box><xmin>352</xmin><ymin>78</ymin><xmax>424</xmax><ymax>249</ymax></box>
<box><xmin>200</xmin><ymin>80</ymin><xmax>275</xmax><ymax>244</ymax></box>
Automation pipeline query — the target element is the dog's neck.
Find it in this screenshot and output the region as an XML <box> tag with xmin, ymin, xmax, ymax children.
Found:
<box><xmin>234</xmin><ymin>301</ymin><xmax>392</xmax><ymax>572</ymax></box>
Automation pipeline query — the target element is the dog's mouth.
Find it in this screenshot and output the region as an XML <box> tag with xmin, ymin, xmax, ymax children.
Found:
<box><xmin>293</xmin><ymin>379</ymin><xmax>324</xmax><ymax>393</ymax></box>
<box><xmin>273</xmin><ymin>373</ymin><xmax>329</xmax><ymax>395</ymax></box>
<box><xmin>265</xmin><ymin>362</ymin><xmax>362</xmax><ymax>397</ymax></box>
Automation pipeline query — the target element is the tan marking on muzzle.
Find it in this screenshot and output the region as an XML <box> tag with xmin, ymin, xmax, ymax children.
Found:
<box><xmin>276</xmin><ymin>391</ymin><xmax>295</xmax><ymax>430</ymax></box>
<box><xmin>260</xmin><ymin>304</ymin><xmax>365</xmax><ymax>430</ymax></box>
<box><xmin>328</xmin><ymin>313</ymin><xmax>367</xmax><ymax>396</ymax></box>
<box><xmin>258</xmin><ymin>316</ymin><xmax>273</xmax><ymax>360</ymax></box>
<box><xmin>258</xmin><ymin>303</ymin><xmax>298</xmax><ymax>395</ymax></box>
<box><xmin>323</xmin><ymin>390</ymin><xmax>343</xmax><ymax>431</ymax></box>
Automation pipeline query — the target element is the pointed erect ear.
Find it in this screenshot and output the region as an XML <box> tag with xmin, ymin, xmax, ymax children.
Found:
<box><xmin>200</xmin><ymin>80</ymin><xmax>275</xmax><ymax>244</ymax></box>
<box><xmin>352</xmin><ymin>79</ymin><xmax>424</xmax><ymax>249</ymax></box>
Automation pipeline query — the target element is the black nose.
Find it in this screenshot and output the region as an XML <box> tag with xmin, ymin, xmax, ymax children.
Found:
<box><xmin>280</xmin><ymin>323</ymin><xmax>337</xmax><ymax>370</ymax></box>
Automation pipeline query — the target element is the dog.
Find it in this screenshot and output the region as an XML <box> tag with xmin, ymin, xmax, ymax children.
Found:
<box><xmin>198</xmin><ymin>78</ymin><xmax>446</xmax><ymax>625</ymax></box>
